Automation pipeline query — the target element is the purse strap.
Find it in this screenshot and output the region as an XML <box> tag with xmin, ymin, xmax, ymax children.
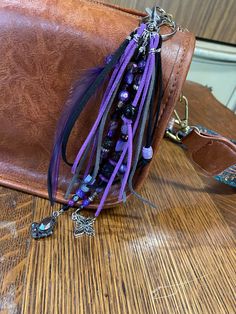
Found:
<box><xmin>182</xmin><ymin>129</ymin><xmax>236</xmax><ymax>176</ymax></box>
<box><xmin>165</xmin><ymin>94</ymin><xmax>236</xmax><ymax>183</ymax></box>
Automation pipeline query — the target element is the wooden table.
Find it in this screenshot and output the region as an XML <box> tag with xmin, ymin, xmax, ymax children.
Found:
<box><xmin>0</xmin><ymin>82</ymin><xmax>235</xmax><ymax>314</ymax></box>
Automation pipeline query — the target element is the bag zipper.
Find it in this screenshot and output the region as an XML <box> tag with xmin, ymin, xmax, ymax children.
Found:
<box><xmin>85</xmin><ymin>1</ymin><xmax>186</xmax><ymax>32</ymax></box>
<box><xmin>84</xmin><ymin>0</ymin><xmax>145</xmax><ymax>18</ymax></box>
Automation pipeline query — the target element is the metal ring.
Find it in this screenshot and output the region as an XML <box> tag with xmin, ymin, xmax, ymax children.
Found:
<box><xmin>142</xmin><ymin>6</ymin><xmax>178</xmax><ymax>41</ymax></box>
<box><xmin>161</xmin><ymin>21</ymin><xmax>178</xmax><ymax>41</ymax></box>
<box><xmin>52</xmin><ymin>211</ymin><xmax>60</xmax><ymax>218</ymax></box>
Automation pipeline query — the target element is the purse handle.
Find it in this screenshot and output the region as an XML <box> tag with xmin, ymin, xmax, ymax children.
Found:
<box><xmin>166</xmin><ymin>95</ymin><xmax>236</xmax><ymax>178</ymax></box>
<box><xmin>183</xmin><ymin>129</ymin><xmax>236</xmax><ymax>176</ymax></box>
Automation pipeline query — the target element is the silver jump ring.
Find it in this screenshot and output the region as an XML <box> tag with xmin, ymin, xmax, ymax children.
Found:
<box><xmin>161</xmin><ymin>21</ymin><xmax>178</xmax><ymax>41</ymax></box>
<box><xmin>142</xmin><ymin>6</ymin><xmax>178</xmax><ymax>41</ymax></box>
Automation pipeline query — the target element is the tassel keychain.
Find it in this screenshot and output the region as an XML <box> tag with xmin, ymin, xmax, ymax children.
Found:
<box><xmin>31</xmin><ymin>6</ymin><xmax>177</xmax><ymax>239</ymax></box>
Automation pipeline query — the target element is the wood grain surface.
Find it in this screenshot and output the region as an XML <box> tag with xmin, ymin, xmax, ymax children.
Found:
<box><xmin>0</xmin><ymin>82</ymin><xmax>236</xmax><ymax>313</ymax></box>
<box><xmin>103</xmin><ymin>0</ymin><xmax>236</xmax><ymax>44</ymax></box>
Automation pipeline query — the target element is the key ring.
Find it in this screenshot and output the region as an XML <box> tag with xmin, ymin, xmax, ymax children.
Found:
<box><xmin>142</xmin><ymin>6</ymin><xmax>177</xmax><ymax>40</ymax></box>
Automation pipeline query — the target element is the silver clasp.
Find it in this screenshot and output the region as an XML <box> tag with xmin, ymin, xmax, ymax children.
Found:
<box><xmin>143</xmin><ymin>6</ymin><xmax>177</xmax><ymax>40</ymax></box>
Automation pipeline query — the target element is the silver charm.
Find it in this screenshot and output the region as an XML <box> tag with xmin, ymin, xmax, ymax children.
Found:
<box><xmin>72</xmin><ymin>213</ymin><xmax>96</xmax><ymax>237</ymax></box>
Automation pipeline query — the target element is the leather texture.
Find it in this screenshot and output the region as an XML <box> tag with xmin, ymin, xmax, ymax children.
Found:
<box><xmin>183</xmin><ymin>129</ymin><xmax>236</xmax><ymax>176</ymax></box>
<box><xmin>0</xmin><ymin>0</ymin><xmax>195</xmax><ymax>207</ymax></box>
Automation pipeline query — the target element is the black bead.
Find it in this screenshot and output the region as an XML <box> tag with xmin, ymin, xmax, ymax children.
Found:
<box><xmin>127</xmin><ymin>62</ymin><xmax>138</xmax><ymax>73</ymax></box>
<box><xmin>100</xmin><ymin>163</ymin><xmax>115</xmax><ymax>179</ymax></box>
<box><xmin>72</xmin><ymin>194</ymin><xmax>79</xmax><ymax>202</ymax></box>
<box><xmin>133</xmin><ymin>74</ymin><xmax>142</xmax><ymax>87</ymax></box>
<box><xmin>137</xmin><ymin>60</ymin><xmax>146</xmax><ymax>73</ymax></box>
<box><xmin>122</xmin><ymin>83</ymin><xmax>129</xmax><ymax>90</ymax></box>
<box><xmin>120</xmin><ymin>133</ymin><xmax>128</xmax><ymax>141</ymax></box>
<box><xmin>111</xmin><ymin>107</ymin><xmax>122</xmax><ymax>120</ymax></box>
<box><xmin>102</xmin><ymin>136</ymin><xmax>114</xmax><ymax>150</ymax></box>
<box><xmin>62</xmin><ymin>204</ymin><xmax>70</xmax><ymax>212</ymax></box>
<box><xmin>111</xmin><ymin>152</ymin><xmax>122</xmax><ymax>162</ymax></box>
<box><xmin>123</xmin><ymin>104</ymin><xmax>138</xmax><ymax>121</ymax></box>
<box><xmin>96</xmin><ymin>178</ymin><xmax>106</xmax><ymax>188</ymax></box>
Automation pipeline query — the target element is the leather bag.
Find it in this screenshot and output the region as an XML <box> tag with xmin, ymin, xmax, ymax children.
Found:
<box><xmin>0</xmin><ymin>0</ymin><xmax>195</xmax><ymax>207</ymax></box>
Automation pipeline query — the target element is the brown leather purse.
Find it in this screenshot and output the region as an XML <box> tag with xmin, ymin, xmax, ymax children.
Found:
<box><xmin>0</xmin><ymin>0</ymin><xmax>195</xmax><ymax>208</ymax></box>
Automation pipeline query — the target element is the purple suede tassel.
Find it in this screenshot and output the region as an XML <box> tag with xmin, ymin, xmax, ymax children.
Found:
<box><xmin>95</xmin><ymin>34</ymin><xmax>160</xmax><ymax>217</ymax></box>
<box><xmin>71</xmin><ymin>24</ymin><xmax>146</xmax><ymax>174</ymax></box>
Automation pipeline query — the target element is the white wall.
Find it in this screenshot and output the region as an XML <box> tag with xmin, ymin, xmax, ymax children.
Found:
<box><xmin>187</xmin><ymin>40</ymin><xmax>236</xmax><ymax>113</ymax></box>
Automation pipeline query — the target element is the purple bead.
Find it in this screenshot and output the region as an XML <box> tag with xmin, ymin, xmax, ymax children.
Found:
<box><xmin>115</xmin><ymin>140</ymin><xmax>125</xmax><ymax>152</ymax></box>
<box><xmin>138</xmin><ymin>60</ymin><xmax>146</xmax><ymax>71</ymax></box>
<box><xmin>68</xmin><ymin>199</ymin><xmax>75</xmax><ymax>206</ymax></box>
<box><xmin>118</xmin><ymin>90</ymin><xmax>129</xmax><ymax>102</ymax></box>
<box><xmin>81</xmin><ymin>184</ymin><xmax>89</xmax><ymax>193</ymax></box>
<box><xmin>109</xmin><ymin>159</ymin><xmax>117</xmax><ymax>167</ymax></box>
<box><xmin>121</xmin><ymin>124</ymin><xmax>128</xmax><ymax>134</ymax></box>
<box><xmin>99</xmin><ymin>174</ymin><xmax>109</xmax><ymax>183</ymax></box>
<box><xmin>109</xmin><ymin>120</ymin><xmax>118</xmax><ymax>130</ymax></box>
<box><xmin>107</xmin><ymin>129</ymin><xmax>114</xmax><ymax>137</ymax></box>
<box><xmin>82</xmin><ymin>199</ymin><xmax>90</xmax><ymax>207</ymax></box>
<box><xmin>124</xmin><ymin>72</ymin><xmax>134</xmax><ymax>85</ymax></box>
<box><xmin>119</xmin><ymin>164</ymin><xmax>127</xmax><ymax>174</ymax></box>
<box><xmin>76</xmin><ymin>189</ymin><xmax>85</xmax><ymax>198</ymax></box>
<box><xmin>105</xmin><ymin>54</ymin><xmax>113</xmax><ymax>64</ymax></box>
<box><xmin>142</xmin><ymin>146</ymin><xmax>153</xmax><ymax>160</ymax></box>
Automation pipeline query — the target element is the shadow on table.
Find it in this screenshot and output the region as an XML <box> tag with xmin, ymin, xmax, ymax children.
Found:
<box><xmin>148</xmin><ymin>172</ymin><xmax>235</xmax><ymax>196</ymax></box>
